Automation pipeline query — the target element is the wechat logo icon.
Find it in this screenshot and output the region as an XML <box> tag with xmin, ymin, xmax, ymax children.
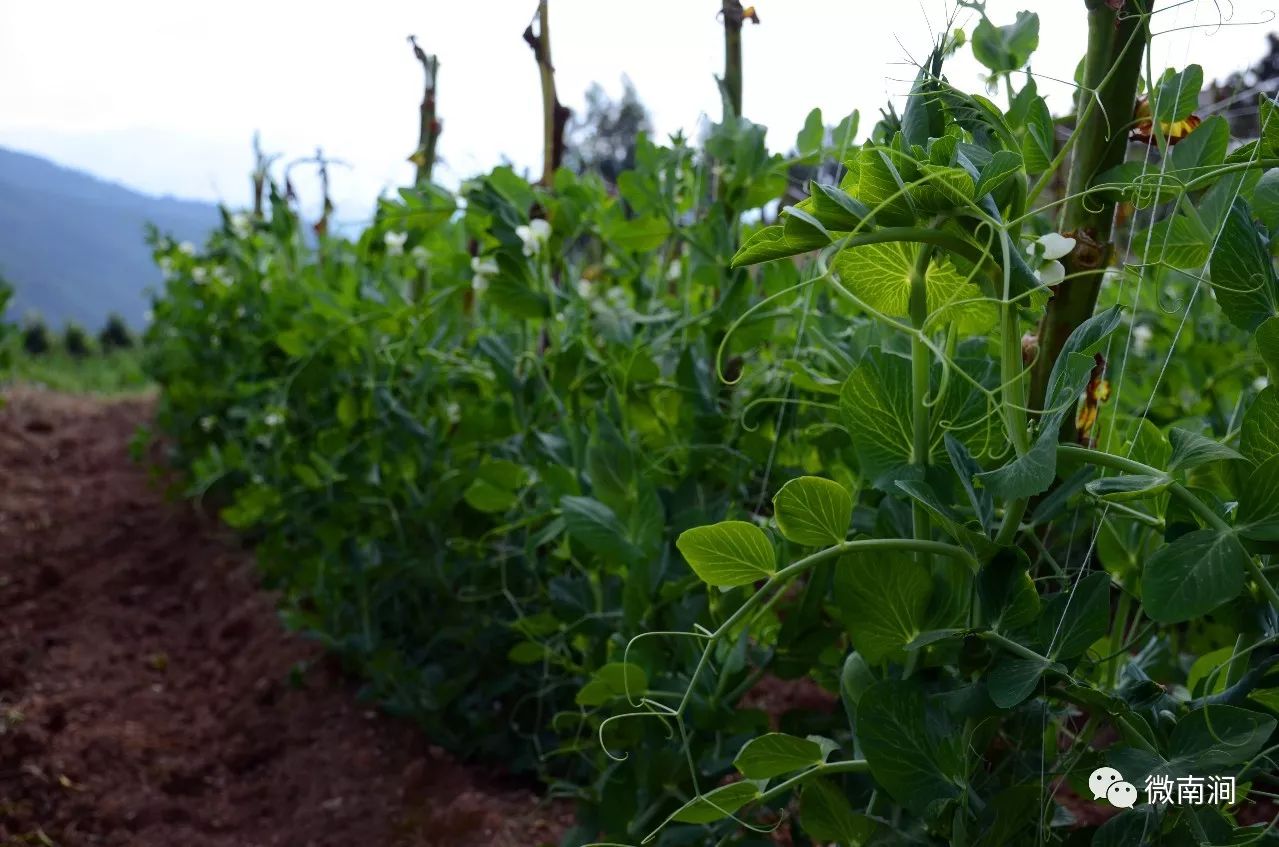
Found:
<box><xmin>1089</xmin><ymin>766</ymin><xmax>1138</xmax><ymax>809</ymax></box>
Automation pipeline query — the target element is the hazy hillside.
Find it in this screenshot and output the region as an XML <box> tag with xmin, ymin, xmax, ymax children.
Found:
<box><xmin>0</xmin><ymin>147</ymin><xmax>220</xmax><ymax>328</ymax></box>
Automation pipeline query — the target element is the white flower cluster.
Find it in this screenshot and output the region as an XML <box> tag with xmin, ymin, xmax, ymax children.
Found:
<box><xmin>1026</xmin><ymin>232</ymin><xmax>1075</xmax><ymax>287</ymax></box>
<box><xmin>516</xmin><ymin>219</ymin><xmax>552</xmax><ymax>256</ymax></box>
<box><xmin>384</xmin><ymin>231</ymin><xmax>409</xmax><ymax>257</ymax></box>
<box><xmin>471</xmin><ymin>257</ymin><xmax>498</xmax><ymax>293</ymax></box>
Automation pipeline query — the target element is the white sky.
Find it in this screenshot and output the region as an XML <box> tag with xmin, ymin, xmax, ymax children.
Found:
<box><xmin>1</xmin><ymin>1</ymin><xmax>1274</xmax><ymax>224</ymax></box>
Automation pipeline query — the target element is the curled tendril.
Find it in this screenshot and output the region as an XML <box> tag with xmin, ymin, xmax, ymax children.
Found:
<box><xmin>739</xmin><ymin>397</ymin><xmax>840</xmax><ymax>432</ymax></box>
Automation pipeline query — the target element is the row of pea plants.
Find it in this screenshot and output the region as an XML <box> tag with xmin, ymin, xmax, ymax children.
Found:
<box><xmin>145</xmin><ymin>4</ymin><xmax>1279</xmax><ymax>845</ymax></box>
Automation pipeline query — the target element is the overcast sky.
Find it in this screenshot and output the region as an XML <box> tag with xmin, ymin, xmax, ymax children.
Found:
<box><xmin>1</xmin><ymin>1</ymin><xmax>1274</xmax><ymax>224</ymax></box>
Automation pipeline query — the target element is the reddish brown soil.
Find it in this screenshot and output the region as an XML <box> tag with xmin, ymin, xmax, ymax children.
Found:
<box><xmin>0</xmin><ymin>388</ymin><xmax>569</xmax><ymax>847</ymax></box>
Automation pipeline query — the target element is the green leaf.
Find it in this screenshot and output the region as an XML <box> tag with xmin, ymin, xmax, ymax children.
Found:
<box><xmin>670</xmin><ymin>781</ymin><xmax>760</xmax><ymax>824</ymax></box>
<box><xmin>806</xmin><ymin>182</ymin><xmax>870</xmax><ymax>231</ymax></box>
<box><xmin>1142</xmin><ymin>528</ymin><xmax>1248</xmax><ymax>623</ymax></box>
<box><xmin>833</xmin><ymin>241</ymin><xmax>996</xmax><ymax>334</ymax></box>
<box><xmin>1238</xmin><ymin>454</ymin><xmax>1279</xmax><ymax>540</ymax></box>
<box><xmin>800</xmin><ymin>779</ymin><xmax>877</xmax><ymax>845</ymax></box>
<box><xmin>1084</xmin><ymin>473</ymin><xmax>1170</xmax><ymax>502</ymax></box>
<box><xmin>731</xmin><ymin>224</ymin><xmax>829</xmax><ymax>267</ymax></box>
<box><xmin>773</xmin><ymin>476</ymin><xmax>853</xmax><ymax>547</ymax></box>
<box><xmin>1253</xmin><ymin>168</ymin><xmax>1279</xmax><ymax>233</ymax></box>
<box><xmin>979</xmin><ymin>307</ymin><xmax>1122</xmax><ymax>498</ymax></box>
<box><xmin>605</xmin><ymin>215</ymin><xmax>671</xmax><ymax>252</ymax></box>
<box><xmin>1208</xmin><ymin>199</ymin><xmax>1278</xmax><ymax>332</ymax></box>
<box><xmin>575</xmin><ymin>662</ymin><xmax>648</xmax><ymax>706</ymax></box>
<box><xmin>946</xmin><ymin>434</ymin><xmax>995</xmax><ymax>533</ymax></box>
<box><xmin>1019</xmin><ymin>96</ymin><xmax>1054</xmax><ymax>174</ymax></box>
<box><xmin>988</xmin><ymin>655</ymin><xmax>1052</xmax><ymax>709</ymax></box>
<box><xmin>676</xmin><ymin>521</ymin><xmax>776</xmax><ymax>588</ymax></box>
<box><xmin>1152</xmin><ymin>65</ymin><xmax>1203</xmax><ymax>124</ymax></box>
<box><xmin>1135</xmin><ymin>213</ymin><xmax>1211</xmax><ymax>269</ymax></box>
<box><xmin>463</xmin><ymin>460</ymin><xmax>527</xmax><ymax>513</ymax></box>
<box><xmin>896</xmin><ymin>479</ymin><xmax>996</xmax><ymax>559</ymax></box>
<box><xmin>974</xmin><ymin>149</ymin><xmax>1024</xmax><ymax>198</ymax></box>
<box><xmin>854</xmin><ymin>145</ymin><xmax>918</xmax><ymax>227</ymax></box>
<box><xmin>840</xmin><ymin>349</ymin><xmax>915</xmax><ymax>490</ymax></box>
<box><xmin>796</xmin><ymin>107</ymin><xmax>825</xmax><ymax>160</ymax></box>
<box><xmin>1168</xmin><ymin>427</ymin><xmax>1245</xmax><ymax>472</ymax></box>
<box><xmin>1186</xmin><ymin>646</ymin><xmax>1234</xmax><ymax>697</ymax></box>
<box><xmin>856</xmin><ymin>680</ymin><xmax>962</xmax><ymax>815</ymax></box>
<box><xmin>1257</xmin><ymin>316</ymin><xmax>1279</xmax><ymax>380</ymax></box>
<box><xmin>562</xmin><ymin>495</ymin><xmax>640</xmax><ymax>562</ymax></box>
<box><xmin>507</xmin><ymin>641</ymin><xmax>546</xmax><ymax>665</ymax></box>
<box><xmin>1248</xmin><ymin>688</ymin><xmax>1279</xmax><ymax>713</ymax></box>
<box><xmin>1242</xmin><ymin>386</ymin><xmax>1279</xmax><ymax>465</ymax></box>
<box><xmin>1169</xmin><ymin>705</ymin><xmax>1276</xmax><ymax>769</ymax></box>
<box><xmin>972</xmin><ymin>11</ymin><xmax>1040</xmax><ymax>73</ymax></box>
<box><xmin>733</xmin><ymin>733</ymin><xmax>823</xmax><ymax>779</ymax></box>
<box><xmin>833</xmin><ymin>550</ymin><xmax>932</xmax><ymax>663</ymax></box>
<box><xmin>1038</xmin><ymin>571</ymin><xmax>1110</xmax><ymax>660</ymax></box>
<box><xmin>1167</xmin><ymin>114</ymin><xmax>1229</xmax><ymax>178</ymax></box>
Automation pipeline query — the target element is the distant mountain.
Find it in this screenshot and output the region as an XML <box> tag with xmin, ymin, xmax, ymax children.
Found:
<box><xmin>0</xmin><ymin>147</ymin><xmax>221</xmax><ymax>328</ymax></box>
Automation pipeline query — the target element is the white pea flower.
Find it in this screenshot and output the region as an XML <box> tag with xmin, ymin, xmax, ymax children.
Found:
<box><xmin>666</xmin><ymin>261</ymin><xmax>683</xmax><ymax>282</ymax></box>
<box><xmin>606</xmin><ymin>286</ymin><xmax>628</xmax><ymax>306</ymax></box>
<box><xmin>1037</xmin><ymin>260</ymin><xmax>1065</xmax><ymax>286</ymax></box>
<box><xmin>264</xmin><ymin>412</ymin><xmax>284</xmax><ymax>427</ymax></box>
<box><xmin>230</xmin><ymin>213</ymin><xmax>252</xmax><ymax>239</ymax></box>
<box><xmin>191</xmin><ymin>266</ymin><xmax>207</xmax><ymax>285</ymax></box>
<box><xmin>1132</xmin><ymin>324</ymin><xmax>1153</xmax><ymax>354</ymax></box>
<box><xmin>516</xmin><ymin>218</ymin><xmax>552</xmax><ymax>256</ymax></box>
<box><xmin>410</xmin><ymin>245</ymin><xmax>430</xmax><ymax>269</ymax></box>
<box><xmin>144</xmin><ymin>309</ymin><xmax>154</xmax><ymax>323</ymax></box>
<box><xmin>212</xmin><ymin>266</ymin><xmax>233</xmax><ymax>286</ymax></box>
<box><xmin>1034</xmin><ymin>232</ymin><xmax>1076</xmax><ymax>261</ymax></box>
<box><xmin>199</xmin><ymin>416</ymin><xmax>215</xmax><ymax>432</ymax></box>
<box><xmin>446</xmin><ymin>402</ymin><xmax>462</xmax><ymax>424</ymax></box>
<box><xmin>261</xmin><ymin>278</ymin><xmax>272</xmax><ymax>293</ymax></box>
<box><xmin>575</xmin><ymin>279</ymin><xmax>594</xmax><ymax>299</ymax></box>
<box><xmin>178</xmin><ymin>241</ymin><xmax>196</xmax><ymax>256</ymax></box>
<box><xmin>158</xmin><ymin>257</ymin><xmax>174</xmax><ymax>279</ymax></box>
<box><xmin>1255</xmin><ymin>376</ymin><xmax>1270</xmax><ymax>392</ymax></box>
<box><xmin>235</xmin><ymin>306</ymin><xmax>247</xmax><ymax>319</ymax></box>
<box><xmin>471</xmin><ymin>256</ymin><xmax>498</xmax><ymax>293</ymax></box>
<box><xmin>384</xmin><ymin>231</ymin><xmax>408</xmax><ymax>256</ymax></box>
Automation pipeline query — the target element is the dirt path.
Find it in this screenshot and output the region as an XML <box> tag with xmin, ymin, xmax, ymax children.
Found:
<box><xmin>0</xmin><ymin>388</ymin><xmax>568</xmax><ymax>847</ymax></box>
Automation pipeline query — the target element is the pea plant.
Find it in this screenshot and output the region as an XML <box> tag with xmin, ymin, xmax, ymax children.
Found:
<box><xmin>589</xmin><ymin>4</ymin><xmax>1279</xmax><ymax>845</ymax></box>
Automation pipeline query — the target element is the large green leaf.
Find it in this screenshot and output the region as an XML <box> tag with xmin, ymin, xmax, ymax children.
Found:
<box><xmin>1152</xmin><ymin>65</ymin><xmax>1203</xmax><ymax>124</ymax></box>
<box><xmin>972</xmin><ymin>11</ymin><xmax>1039</xmax><ymax>73</ymax></box>
<box><xmin>676</xmin><ymin>521</ymin><xmax>776</xmax><ymax>588</ymax></box>
<box><xmin>833</xmin><ymin>550</ymin><xmax>933</xmax><ymax>663</ymax></box>
<box><xmin>1207</xmin><ymin>199</ymin><xmax>1278</xmax><ymax>332</ymax></box>
<box><xmin>731</xmin><ymin>223</ymin><xmax>829</xmax><ymax>267</ymax></box>
<box><xmin>1167</xmin><ymin>427</ymin><xmax>1245</xmax><ymax>473</ymax></box>
<box><xmin>733</xmin><ymin>733</ymin><xmax>823</xmax><ymax>779</ymax></box>
<box><xmin>856</xmin><ymin>680</ymin><xmax>962</xmax><ymax>815</ymax></box>
<box><xmin>800</xmin><ymin>779</ymin><xmax>878</xmax><ymax>844</ymax></box>
<box><xmin>1038</xmin><ymin>570</ymin><xmax>1110</xmax><ymax>660</ymax></box>
<box><xmin>1242</xmin><ymin>386</ymin><xmax>1279</xmax><ymax>465</ymax></box>
<box><xmin>773</xmin><ymin>476</ymin><xmax>853</xmax><ymax>547</ymax></box>
<box><xmin>1142</xmin><ymin>528</ymin><xmax>1247</xmax><ymax>623</ymax></box>
<box><xmin>1237</xmin><ymin>454</ymin><xmax>1279</xmax><ymax>540</ymax></box>
<box><xmin>669</xmin><ymin>781</ymin><xmax>760</xmax><ymax>824</ymax></box>
<box><xmin>562</xmin><ymin>496</ymin><xmax>640</xmax><ymax>562</ymax></box>
<box><xmin>840</xmin><ymin>349</ymin><xmax>916</xmax><ymax>490</ymax></box>
<box><xmin>832</xmin><ymin>240</ymin><xmax>997</xmax><ymax>333</ymax></box>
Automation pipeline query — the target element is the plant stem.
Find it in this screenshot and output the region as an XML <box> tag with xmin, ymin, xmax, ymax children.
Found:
<box><xmin>910</xmin><ymin>245</ymin><xmax>934</xmax><ymax>563</ymax></box>
<box><xmin>1029</xmin><ymin>0</ymin><xmax>1148</xmax><ymax>420</ymax></box>
<box><xmin>408</xmin><ymin>36</ymin><xmax>441</xmax><ymax>185</ymax></box>
<box><xmin>524</xmin><ymin>1</ymin><xmax>570</xmax><ymax>185</ymax></box>
<box><xmin>720</xmin><ymin>0</ymin><xmax>744</xmax><ymax>119</ymax></box>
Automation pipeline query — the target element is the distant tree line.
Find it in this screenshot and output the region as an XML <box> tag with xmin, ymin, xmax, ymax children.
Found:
<box><xmin>20</xmin><ymin>312</ymin><xmax>135</xmax><ymax>359</ymax></box>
